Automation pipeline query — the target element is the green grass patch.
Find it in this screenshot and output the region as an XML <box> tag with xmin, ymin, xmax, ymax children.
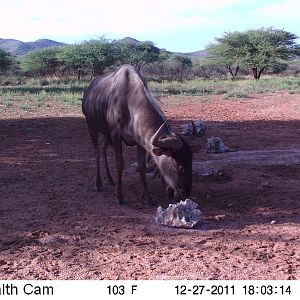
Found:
<box><xmin>0</xmin><ymin>76</ymin><xmax>299</xmax><ymax>113</ymax></box>
<box><xmin>1</xmin><ymin>95</ymin><xmax>13</xmax><ymax>108</ymax></box>
<box><xmin>0</xmin><ymin>85</ymin><xmax>86</xmax><ymax>95</ymax></box>
<box><xmin>149</xmin><ymin>76</ymin><xmax>300</xmax><ymax>98</ymax></box>
<box><xmin>0</xmin><ymin>79</ymin><xmax>84</xmax><ymax>111</ymax></box>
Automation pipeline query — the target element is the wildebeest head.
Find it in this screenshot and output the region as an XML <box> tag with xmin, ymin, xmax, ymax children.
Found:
<box><xmin>151</xmin><ymin>123</ymin><xmax>195</xmax><ymax>201</ymax></box>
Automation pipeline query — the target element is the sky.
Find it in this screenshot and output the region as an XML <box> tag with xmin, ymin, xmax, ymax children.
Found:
<box><xmin>1</xmin><ymin>0</ymin><xmax>300</xmax><ymax>52</ymax></box>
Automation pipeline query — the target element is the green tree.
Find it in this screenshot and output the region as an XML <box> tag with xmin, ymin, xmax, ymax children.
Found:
<box><xmin>58</xmin><ymin>44</ymin><xmax>90</xmax><ymax>80</ymax></box>
<box><xmin>143</xmin><ymin>52</ymin><xmax>192</xmax><ymax>80</ymax></box>
<box><xmin>81</xmin><ymin>38</ymin><xmax>117</xmax><ymax>78</ymax></box>
<box><xmin>207</xmin><ymin>28</ymin><xmax>300</xmax><ymax>79</ymax></box>
<box><xmin>115</xmin><ymin>40</ymin><xmax>160</xmax><ymax>70</ymax></box>
<box><xmin>58</xmin><ymin>38</ymin><xmax>117</xmax><ymax>79</ymax></box>
<box><xmin>192</xmin><ymin>58</ymin><xmax>228</xmax><ymax>79</ymax></box>
<box><xmin>20</xmin><ymin>37</ymin><xmax>116</xmax><ymax>79</ymax></box>
<box><xmin>240</xmin><ymin>28</ymin><xmax>300</xmax><ymax>79</ymax></box>
<box><xmin>206</xmin><ymin>32</ymin><xmax>243</xmax><ymax>78</ymax></box>
<box><xmin>164</xmin><ymin>55</ymin><xmax>192</xmax><ymax>80</ymax></box>
<box><xmin>0</xmin><ymin>48</ymin><xmax>15</xmax><ymax>74</ymax></box>
<box><xmin>21</xmin><ymin>47</ymin><xmax>62</xmax><ymax>76</ymax></box>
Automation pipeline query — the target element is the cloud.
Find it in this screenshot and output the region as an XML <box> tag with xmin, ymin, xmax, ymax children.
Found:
<box><xmin>0</xmin><ymin>0</ymin><xmax>237</xmax><ymax>41</ymax></box>
<box><xmin>257</xmin><ymin>0</ymin><xmax>300</xmax><ymax>19</ymax></box>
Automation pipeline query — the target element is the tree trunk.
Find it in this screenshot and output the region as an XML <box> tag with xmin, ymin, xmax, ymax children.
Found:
<box><xmin>234</xmin><ymin>66</ymin><xmax>239</xmax><ymax>76</ymax></box>
<box><xmin>227</xmin><ymin>65</ymin><xmax>240</xmax><ymax>77</ymax></box>
<box><xmin>227</xmin><ymin>65</ymin><xmax>234</xmax><ymax>77</ymax></box>
<box><xmin>252</xmin><ymin>67</ymin><xmax>258</xmax><ymax>80</ymax></box>
<box><xmin>257</xmin><ymin>67</ymin><xmax>265</xmax><ymax>80</ymax></box>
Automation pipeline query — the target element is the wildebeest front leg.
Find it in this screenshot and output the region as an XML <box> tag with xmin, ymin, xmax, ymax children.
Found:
<box><xmin>103</xmin><ymin>146</ymin><xmax>115</xmax><ymax>186</ymax></box>
<box><xmin>137</xmin><ymin>146</ymin><xmax>156</xmax><ymax>205</ymax></box>
<box><xmin>87</xmin><ymin>124</ymin><xmax>102</xmax><ymax>192</ymax></box>
<box><xmin>112</xmin><ymin>136</ymin><xmax>125</xmax><ymax>204</ymax></box>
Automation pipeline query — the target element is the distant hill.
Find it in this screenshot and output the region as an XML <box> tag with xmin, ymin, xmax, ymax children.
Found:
<box><xmin>118</xmin><ymin>37</ymin><xmax>206</xmax><ymax>59</ymax></box>
<box><xmin>0</xmin><ymin>36</ymin><xmax>206</xmax><ymax>59</ymax></box>
<box><xmin>0</xmin><ymin>38</ymin><xmax>65</xmax><ymax>56</ymax></box>
<box><xmin>118</xmin><ymin>37</ymin><xmax>142</xmax><ymax>46</ymax></box>
<box><xmin>176</xmin><ymin>50</ymin><xmax>207</xmax><ymax>59</ymax></box>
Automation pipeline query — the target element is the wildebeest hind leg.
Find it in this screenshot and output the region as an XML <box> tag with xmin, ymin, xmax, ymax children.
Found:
<box><xmin>112</xmin><ymin>136</ymin><xmax>125</xmax><ymax>204</ymax></box>
<box><xmin>87</xmin><ymin>124</ymin><xmax>102</xmax><ymax>192</ymax></box>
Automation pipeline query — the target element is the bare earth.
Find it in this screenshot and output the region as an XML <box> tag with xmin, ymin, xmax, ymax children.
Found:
<box><xmin>0</xmin><ymin>91</ymin><xmax>299</xmax><ymax>280</ymax></box>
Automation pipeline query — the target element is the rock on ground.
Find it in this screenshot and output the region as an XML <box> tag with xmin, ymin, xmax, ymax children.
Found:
<box><xmin>155</xmin><ymin>199</ymin><xmax>201</xmax><ymax>228</ymax></box>
<box><xmin>207</xmin><ymin>136</ymin><xmax>230</xmax><ymax>153</ymax></box>
<box><xmin>180</xmin><ymin>120</ymin><xmax>206</xmax><ymax>137</ymax></box>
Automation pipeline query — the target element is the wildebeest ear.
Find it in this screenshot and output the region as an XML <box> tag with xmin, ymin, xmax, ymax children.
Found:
<box><xmin>152</xmin><ymin>124</ymin><xmax>182</xmax><ymax>149</ymax></box>
<box><xmin>153</xmin><ymin>148</ymin><xmax>172</xmax><ymax>156</ymax></box>
<box><xmin>153</xmin><ymin>148</ymin><xmax>164</xmax><ymax>156</ymax></box>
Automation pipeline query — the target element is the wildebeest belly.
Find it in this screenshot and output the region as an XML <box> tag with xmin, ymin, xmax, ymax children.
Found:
<box><xmin>121</xmin><ymin>134</ymin><xmax>136</xmax><ymax>146</ymax></box>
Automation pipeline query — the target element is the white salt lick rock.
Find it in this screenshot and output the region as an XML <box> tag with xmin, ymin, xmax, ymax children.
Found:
<box><xmin>155</xmin><ymin>199</ymin><xmax>201</xmax><ymax>228</ymax></box>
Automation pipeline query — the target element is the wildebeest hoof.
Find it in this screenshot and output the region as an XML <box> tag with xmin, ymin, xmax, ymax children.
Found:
<box><xmin>118</xmin><ymin>198</ymin><xmax>125</xmax><ymax>205</ymax></box>
<box><xmin>150</xmin><ymin>200</ymin><xmax>158</xmax><ymax>207</ymax></box>
<box><xmin>107</xmin><ymin>179</ymin><xmax>115</xmax><ymax>186</ymax></box>
<box><xmin>146</xmin><ymin>196</ymin><xmax>157</xmax><ymax>206</ymax></box>
<box><xmin>96</xmin><ymin>186</ymin><xmax>102</xmax><ymax>192</ymax></box>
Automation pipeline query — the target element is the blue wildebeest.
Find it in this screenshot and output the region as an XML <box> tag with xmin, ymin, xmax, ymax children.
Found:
<box><xmin>82</xmin><ymin>65</ymin><xmax>196</xmax><ymax>205</ymax></box>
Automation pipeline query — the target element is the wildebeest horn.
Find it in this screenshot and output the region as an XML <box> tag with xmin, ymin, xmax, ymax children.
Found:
<box><xmin>152</xmin><ymin>123</ymin><xmax>182</xmax><ymax>149</ymax></box>
<box><xmin>152</xmin><ymin>123</ymin><xmax>165</xmax><ymax>146</ymax></box>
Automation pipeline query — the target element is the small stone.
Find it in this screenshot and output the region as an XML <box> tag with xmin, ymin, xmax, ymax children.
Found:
<box><xmin>214</xmin><ymin>215</ymin><xmax>226</xmax><ymax>221</ymax></box>
<box><xmin>199</xmin><ymin>167</ymin><xmax>223</xmax><ymax>177</ymax></box>
<box><xmin>270</xmin><ymin>220</ymin><xmax>276</xmax><ymax>225</ymax></box>
<box><xmin>261</xmin><ymin>182</ymin><xmax>272</xmax><ymax>188</ymax></box>
<box><xmin>207</xmin><ymin>136</ymin><xmax>230</xmax><ymax>153</ymax></box>
<box><xmin>38</xmin><ymin>236</ymin><xmax>66</xmax><ymax>247</ymax></box>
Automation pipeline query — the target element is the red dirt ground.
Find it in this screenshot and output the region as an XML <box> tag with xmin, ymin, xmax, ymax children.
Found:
<box><xmin>0</xmin><ymin>91</ymin><xmax>299</xmax><ymax>280</ymax></box>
